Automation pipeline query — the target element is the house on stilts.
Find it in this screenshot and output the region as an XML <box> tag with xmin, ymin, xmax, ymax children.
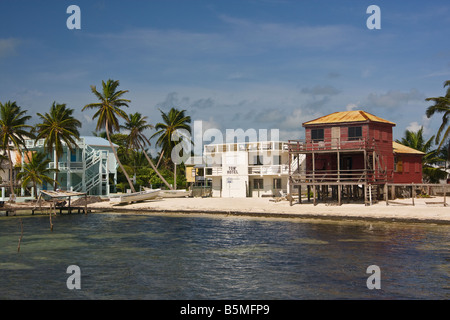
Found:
<box><xmin>288</xmin><ymin>110</ymin><xmax>425</xmax><ymax>206</ymax></box>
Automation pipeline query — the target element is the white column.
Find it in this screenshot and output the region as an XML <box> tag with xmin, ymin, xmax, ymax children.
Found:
<box><xmin>67</xmin><ymin>147</ymin><xmax>71</xmax><ymax>191</ymax></box>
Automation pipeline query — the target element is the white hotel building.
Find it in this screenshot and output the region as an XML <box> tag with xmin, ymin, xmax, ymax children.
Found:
<box><xmin>202</xmin><ymin>141</ymin><xmax>304</xmax><ymax>198</ymax></box>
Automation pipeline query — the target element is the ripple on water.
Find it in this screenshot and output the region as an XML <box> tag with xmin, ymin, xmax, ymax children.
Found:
<box><xmin>0</xmin><ymin>213</ymin><xmax>448</xmax><ymax>299</ymax></box>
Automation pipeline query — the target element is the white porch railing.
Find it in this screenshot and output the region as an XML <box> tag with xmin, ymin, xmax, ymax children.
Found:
<box><xmin>248</xmin><ymin>165</ymin><xmax>289</xmax><ymax>175</ymax></box>
<box><xmin>205</xmin><ymin>167</ymin><xmax>223</xmax><ymax>176</ymax></box>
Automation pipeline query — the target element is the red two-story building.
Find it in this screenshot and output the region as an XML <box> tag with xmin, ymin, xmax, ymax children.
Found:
<box><xmin>288</xmin><ymin>110</ymin><xmax>424</xmax><ymax>205</ymax></box>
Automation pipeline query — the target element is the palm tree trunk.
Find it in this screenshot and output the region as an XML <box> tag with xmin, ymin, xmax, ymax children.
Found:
<box><xmin>156</xmin><ymin>150</ymin><xmax>164</xmax><ymax>169</ymax></box>
<box><xmin>54</xmin><ymin>153</ymin><xmax>59</xmax><ymax>191</ymax></box>
<box><xmin>6</xmin><ymin>145</ymin><xmax>15</xmax><ymax>201</ymax></box>
<box><xmin>174</xmin><ymin>162</ymin><xmax>177</xmax><ymax>190</ymax></box>
<box><xmin>105</xmin><ymin>119</ymin><xmax>136</xmax><ymax>193</ymax></box>
<box><xmin>33</xmin><ymin>181</ymin><xmax>37</xmax><ymax>199</ymax></box>
<box><xmin>138</xmin><ymin>141</ymin><xmax>173</xmax><ymax>190</ymax></box>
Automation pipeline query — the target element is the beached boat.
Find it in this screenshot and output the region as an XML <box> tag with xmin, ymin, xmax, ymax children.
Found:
<box><xmin>109</xmin><ymin>189</ymin><xmax>161</xmax><ymax>204</ymax></box>
<box><xmin>143</xmin><ymin>187</ymin><xmax>190</xmax><ymax>198</ymax></box>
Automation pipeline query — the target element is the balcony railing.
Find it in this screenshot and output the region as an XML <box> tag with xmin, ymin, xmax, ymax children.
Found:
<box><xmin>289</xmin><ymin>169</ymin><xmax>386</xmax><ymax>184</ymax></box>
<box><xmin>205</xmin><ymin>167</ymin><xmax>223</xmax><ymax>176</ymax></box>
<box><xmin>288</xmin><ymin>138</ymin><xmax>371</xmax><ymax>152</ymax></box>
<box><xmin>49</xmin><ymin>162</ymin><xmax>84</xmax><ymax>170</ymax></box>
<box><xmin>204</xmin><ymin>141</ymin><xmax>290</xmax><ymax>154</ymax></box>
<box><xmin>204</xmin><ymin>165</ymin><xmax>290</xmax><ymax>176</ymax></box>
<box><xmin>248</xmin><ymin>165</ymin><xmax>289</xmax><ymax>175</ymax></box>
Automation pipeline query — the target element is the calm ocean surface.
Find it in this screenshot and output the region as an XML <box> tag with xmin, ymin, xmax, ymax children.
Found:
<box><xmin>0</xmin><ymin>213</ymin><xmax>448</xmax><ymax>300</ymax></box>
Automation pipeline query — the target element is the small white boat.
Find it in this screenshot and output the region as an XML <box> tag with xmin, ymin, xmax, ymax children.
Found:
<box><xmin>144</xmin><ymin>188</ymin><xmax>190</xmax><ymax>198</ymax></box>
<box><xmin>109</xmin><ymin>189</ymin><xmax>161</xmax><ymax>204</ymax></box>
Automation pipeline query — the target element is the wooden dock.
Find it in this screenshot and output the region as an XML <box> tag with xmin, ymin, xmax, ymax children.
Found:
<box><xmin>0</xmin><ymin>190</ymin><xmax>92</xmax><ymax>217</ymax></box>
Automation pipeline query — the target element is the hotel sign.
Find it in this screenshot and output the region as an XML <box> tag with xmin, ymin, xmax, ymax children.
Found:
<box><xmin>227</xmin><ymin>166</ymin><xmax>238</xmax><ymax>174</ymax></box>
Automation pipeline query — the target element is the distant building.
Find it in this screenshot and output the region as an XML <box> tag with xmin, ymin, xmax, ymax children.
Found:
<box><xmin>185</xmin><ymin>156</ymin><xmax>207</xmax><ymax>186</ymax></box>
<box><xmin>24</xmin><ymin>136</ymin><xmax>118</xmax><ymax>196</ymax></box>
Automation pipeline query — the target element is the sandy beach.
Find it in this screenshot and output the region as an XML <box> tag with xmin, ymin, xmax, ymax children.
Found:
<box><xmin>87</xmin><ymin>196</ymin><xmax>450</xmax><ymax>224</ymax></box>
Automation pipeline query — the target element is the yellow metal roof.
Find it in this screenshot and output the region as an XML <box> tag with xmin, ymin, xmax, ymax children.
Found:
<box><xmin>303</xmin><ymin>110</ymin><xmax>396</xmax><ymax>126</ymax></box>
<box><xmin>393</xmin><ymin>142</ymin><xmax>425</xmax><ymax>155</ymax></box>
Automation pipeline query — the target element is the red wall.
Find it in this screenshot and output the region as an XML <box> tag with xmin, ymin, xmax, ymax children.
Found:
<box><xmin>368</xmin><ymin>123</ymin><xmax>395</xmax><ymax>180</ymax></box>
<box><xmin>302</xmin><ymin>120</ymin><xmax>423</xmax><ymax>184</ymax></box>
<box><xmin>393</xmin><ymin>154</ymin><xmax>423</xmax><ymax>183</ymax></box>
<box><xmin>304</xmin><ymin>121</ymin><xmax>396</xmax><ymax>182</ymax></box>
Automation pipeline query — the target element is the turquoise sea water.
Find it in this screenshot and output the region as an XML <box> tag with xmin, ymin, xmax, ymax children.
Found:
<box><xmin>0</xmin><ymin>213</ymin><xmax>448</xmax><ymax>299</ymax></box>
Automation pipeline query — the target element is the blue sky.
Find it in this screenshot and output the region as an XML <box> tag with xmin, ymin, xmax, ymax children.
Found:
<box><xmin>1</xmin><ymin>0</ymin><xmax>449</xmax><ymax>149</ymax></box>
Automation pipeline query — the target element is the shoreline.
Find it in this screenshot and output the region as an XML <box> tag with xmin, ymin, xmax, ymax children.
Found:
<box><xmin>86</xmin><ymin>196</ymin><xmax>450</xmax><ymax>225</ymax></box>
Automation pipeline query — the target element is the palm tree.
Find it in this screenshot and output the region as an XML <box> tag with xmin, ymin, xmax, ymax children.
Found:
<box><xmin>152</xmin><ymin>108</ymin><xmax>192</xmax><ymax>167</ymax></box>
<box><xmin>36</xmin><ymin>102</ymin><xmax>81</xmax><ymax>190</ymax></box>
<box><xmin>396</xmin><ymin>127</ymin><xmax>447</xmax><ymax>183</ymax></box>
<box><xmin>121</xmin><ymin>112</ymin><xmax>173</xmax><ymax>190</ymax></box>
<box><xmin>426</xmin><ymin>80</ymin><xmax>450</xmax><ymax>158</ymax></box>
<box><xmin>82</xmin><ymin>79</ymin><xmax>136</xmax><ymax>193</ymax></box>
<box><xmin>0</xmin><ymin>101</ymin><xmax>34</xmax><ymax>199</ymax></box>
<box><xmin>151</xmin><ymin>108</ymin><xmax>191</xmax><ymax>189</ymax></box>
<box><xmin>17</xmin><ymin>152</ymin><xmax>56</xmax><ymax>199</ymax></box>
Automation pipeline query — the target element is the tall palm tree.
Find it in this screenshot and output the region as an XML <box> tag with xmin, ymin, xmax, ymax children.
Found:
<box><xmin>426</xmin><ymin>80</ymin><xmax>450</xmax><ymax>158</ymax></box>
<box><xmin>17</xmin><ymin>152</ymin><xmax>56</xmax><ymax>199</ymax></box>
<box><xmin>121</xmin><ymin>112</ymin><xmax>173</xmax><ymax>190</ymax></box>
<box><xmin>0</xmin><ymin>101</ymin><xmax>34</xmax><ymax>200</ymax></box>
<box><xmin>151</xmin><ymin>108</ymin><xmax>191</xmax><ymax>189</ymax></box>
<box><xmin>82</xmin><ymin>79</ymin><xmax>136</xmax><ymax>193</ymax></box>
<box><xmin>396</xmin><ymin>127</ymin><xmax>447</xmax><ymax>183</ymax></box>
<box><xmin>36</xmin><ymin>102</ymin><xmax>81</xmax><ymax>190</ymax></box>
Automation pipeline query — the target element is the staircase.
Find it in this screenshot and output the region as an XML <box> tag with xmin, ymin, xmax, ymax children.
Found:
<box><xmin>364</xmin><ymin>184</ymin><xmax>378</xmax><ymax>205</ymax></box>
<box><xmin>366</xmin><ymin>140</ymin><xmax>387</xmax><ymax>183</ymax></box>
<box><xmin>72</xmin><ymin>145</ymin><xmax>109</xmax><ymax>194</ymax></box>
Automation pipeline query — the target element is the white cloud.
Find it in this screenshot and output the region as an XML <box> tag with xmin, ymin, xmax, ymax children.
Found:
<box><xmin>406</xmin><ymin>115</ymin><xmax>432</xmax><ymax>136</ymax></box>
<box><xmin>0</xmin><ymin>38</ymin><xmax>20</xmax><ymax>59</ymax></box>
<box><xmin>301</xmin><ymin>85</ymin><xmax>341</xmax><ymax>96</ymax></box>
<box><xmin>406</xmin><ymin>121</ymin><xmax>422</xmax><ymax>133</ymax></box>
<box><xmin>366</xmin><ymin>89</ymin><xmax>425</xmax><ymax>109</ymax></box>
<box><xmin>346</xmin><ymin>103</ymin><xmax>359</xmax><ymax>111</ymax></box>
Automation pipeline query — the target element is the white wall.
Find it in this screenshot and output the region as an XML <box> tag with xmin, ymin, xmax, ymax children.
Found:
<box><xmin>220</xmin><ymin>151</ymin><xmax>249</xmax><ymax>198</ymax></box>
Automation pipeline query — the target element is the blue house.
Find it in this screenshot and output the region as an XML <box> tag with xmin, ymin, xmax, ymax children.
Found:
<box><xmin>24</xmin><ymin>136</ymin><xmax>118</xmax><ymax>196</ymax></box>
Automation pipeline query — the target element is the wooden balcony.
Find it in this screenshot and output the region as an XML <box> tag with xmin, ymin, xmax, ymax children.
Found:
<box><xmin>288</xmin><ymin>138</ymin><xmax>373</xmax><ymax>153</ymax></box>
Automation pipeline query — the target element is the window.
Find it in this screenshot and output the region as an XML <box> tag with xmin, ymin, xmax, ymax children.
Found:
<box><xmin>404</xmin><ymin>162</ymin><xmax>409</xmax><ymax>173</ymax></box>
<box><xmin>348</xmin><ymin>126</ymin><xmax>362</xmax><ymax>140</ymax></box>
<box><xmin>311</xmin><ymin>129</ymin><xmax>324</xmax><ymax>142</ymax></box>
<box><xmin>395</xmin><ymin>156</ymin><xmax>403</xmax><ymax>173</ymax></box>
<box><xmin>253</xmin><ymin>179</ymin><xmax>264</xmax><ymax>190</ymax></box>
<box><xmin>273</xmin><ymin>155</ymin><xmax>281</xmax><ymax>165</ymax></box>
<box><xmin>273</xmin><ymin>178</ymin><xmax>282</xmax><ymax>189</ymax></box>
<box><xmin>253</xmin><ymin>155</ymin><xmax>263</xmax><ymax>166</ymax></box>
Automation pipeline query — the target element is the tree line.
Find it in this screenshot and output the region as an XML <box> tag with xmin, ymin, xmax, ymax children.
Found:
<box><xmin>396</xmin><ymin>80</ymin><xmax>450</xmax><ymax>183</ymax></box>
<box><xmin>0</xmin><ymin>79</ymin><xmax>191</xmax><ymax>198</ymax></box>
<box><xmin>0</xmin><ymin>79</ymin><xmax>449</xmax><ymax>199</ymax></box>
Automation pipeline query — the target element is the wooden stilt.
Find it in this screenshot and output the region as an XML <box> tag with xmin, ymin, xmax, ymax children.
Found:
<box><xmin>313</xmin><ymin>185</ymin><xmax>316</xmax><ymax>206</ymax></box>
<box><xmin>444</xmin><ymin>187</ymin><xmax>447</xmax><ymax>207</ymax></box>
<box><xmin>384</xmin><ymin>184</ymin><xmax>388</xmax><ymax>206</ymax></box>
<box><xmin>338</xmin><ymin>185</ymin><xmax>342</xmax><ymax>206</ymax></box>
<box><xmin>84</xmin><ymin>194</ymin><xmax>88</xmax><ymax>214</ymax></box>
